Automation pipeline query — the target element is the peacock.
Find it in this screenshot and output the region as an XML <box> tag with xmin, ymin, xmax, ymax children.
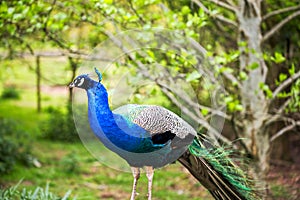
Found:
<box><xmin>69</xmin><ymin>68</ymin><xmax>259</xmax><ymax>200</ymax></box>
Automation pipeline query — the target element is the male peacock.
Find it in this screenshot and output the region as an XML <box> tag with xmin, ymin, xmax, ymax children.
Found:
<box><xmin>69</xmin><ymin>68</ymin><xmax>259</xmax><ymax>200</ymax></box>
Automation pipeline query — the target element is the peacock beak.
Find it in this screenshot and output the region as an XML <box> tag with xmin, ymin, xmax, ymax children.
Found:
<box><xmin>69</xmin><ymin>82</ymin><xmax>75</xmax><ymax>88</ymax></box>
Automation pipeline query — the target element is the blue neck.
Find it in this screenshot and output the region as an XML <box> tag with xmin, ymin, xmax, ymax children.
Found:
<box><xmin>86</xmin><ymin>82</ymin><xmax>115</xmax><ymax>134</ymax></box>
<box><xmin>87</xmin><ymin>83</ymin><xmax>114</xmax><ymax>120</ymax></box>
<box><xmin>86</xmin><ymin>82</ymin><xmax>141</xmax><ymax>152</ymax></box>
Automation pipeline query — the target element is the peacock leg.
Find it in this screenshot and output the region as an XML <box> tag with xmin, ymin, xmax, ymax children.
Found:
<box><xmin>130</xmin><ymin>167</ymin><xmax>140</xmax><ymax>200</ymax></box>
<box><xmin>145</xmin><ymin>166</ymin><xmax>154</xmax><ymax>200</ymax></box>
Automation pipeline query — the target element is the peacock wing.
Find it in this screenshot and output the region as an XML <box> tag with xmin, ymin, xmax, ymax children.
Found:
<box><xmin>113</xmin><ymin>104</ymin><xmax>196</xmax><ymax>146</ymax></box>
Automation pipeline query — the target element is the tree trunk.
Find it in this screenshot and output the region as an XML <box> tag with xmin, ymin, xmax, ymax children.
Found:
<box><xmin>68</xmin><ymin>56</ymin><xmax>77</xmax><ymax>105</ymax></box>
<box><xmin>237</xmin><ymin>0</ymin><xmax>270</xmax><ymax>174</ymax></box>
<box><xmin>36</xmin><ymin>55</ymin><xmax>41</xmax><ymax>113</ymax></box>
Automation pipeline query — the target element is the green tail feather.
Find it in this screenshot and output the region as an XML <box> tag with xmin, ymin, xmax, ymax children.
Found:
<box><xmin>189</xmin><ymin>137</ymin><xmax>260</xmax><ymax>200</ymax></box>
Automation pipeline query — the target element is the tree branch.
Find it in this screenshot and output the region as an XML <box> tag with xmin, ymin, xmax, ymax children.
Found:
<box><xmin>224</xmin><ymin>0</ymin><xmax>236</xmax><ymax>7</ymax></box>
<box><xmin>266</xmin><ymin>98</ymin><xmax>292</xmax><ymax>125</ymax></box>
<box><xmin>263</xmin><ymin>5</ymin><xmax>300</xmax><ymax>21</ymax></box>
<box><xmin>262</xmin><ymin>10</ymin><xmax>300</xmax><ymax>42</ymax></box>
<box><xmin>231</xmin><ymin>116</ymin><xmax>252</xmax><ymax>155</ymax></box>
<box><xmin>206</xmin><ymin>0</ymin><xmax>237</xmax><ymax>12</ymax></box>
<box><xmin>4</xmin><ymin>50</ymin><xmax>116</xmax><ymax>63</ymax></box>
<box><xmin>157</xmin><ymin>80</ymin><xmax>230</xmax><ymax>119</ymax></box>
<box><xmin>270</xmin><ymin>120</ymin><xmax>300</xmax><ymax>142</ymax></box>
<box><xmin>128</xmin><ymin>0</ymin><xmax>146</xmax><ymax>24</ymax></box>
<box><xmin>192</xmin><ymin>0</ymin><xmax>238</xmax><ymax>27</ymax></box>
<box><xmin>13</xmin><ymin>35</ymin><xmax>35</xmax><ymax>56</ymax></box>
<box><xmin>160</xmin><ymin>87</ymin><xmax>231</xmax><ymax>144</ymax></box>
<box><xmin>266</xmin><ymin>98</ymin><xmax>292</xmax><ymax>126</ymax></box>
<box><xmin>272</xmin><ymin>70</ymin><xmax>300</xmax><ymax>98</ymax></box>
<box><xmin>223</xmin><ymin>70</ymin><xmax>242</xmax><ymax>89</ymax></box>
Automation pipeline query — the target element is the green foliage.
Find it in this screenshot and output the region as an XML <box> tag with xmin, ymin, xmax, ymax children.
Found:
<box><xmin>238</xmin><ymin>71</ymin><xmax>248</xmax><ymax>81</ymax></box>
<box><xmin>1</xmin><ymin>86</ymin><xmax>20</xmax><ymax>99</ymax></box>
<box><xmin>286</xmin><ymin>78</ymin><xmax>300</xmax><ymax>112</ymax></box>
<box><xmin>60</xmin><ymin>152</ymin><xmax>80</xmax><ymax>174</ymax></box>
<box><xmin>186</xmin><ymin>70</ymin><xmax>201</xmax><ymax>82</ymax></box>
<box><xmin>288</xmin><ymin>63</ymin><xmax>296</xmax><ymax>76</ymax></box>
<box><xmin>259</xmin><ymin>82</ymin><xmax>273</xmax><ymax>99</ymax></box>
<box><xmin>40</xmin><ymin>105</ymin><xmax>79</xmax><ymax>142</ymax></box>
<box><xmin>0</xmin><ymin>181</ymin><xmax>74</xmax><ymax>200</ymax></box>
<box><xmin>247</xmin><ymin>62</ymin><xmax>259</xmax><ymax>70</ymax></box>
<box><xmin>223</xmin><ymin>95</ymin><xmax>243</xmax><ymax>112</ymax></box>
<box><xmin>0</xmin><ymin>0</ymin><xmax>47</xmax><ymax>48</ymax></box>
<box><xmin>270</xmin><ymin>52</ymin><xmax>286</xmax><ymax>64</ymax></box>
<box><xmin>0</xmin><ymin>118</ymin><xmax>32</xmax><ymax>174</ymax></box>
<box><xmin>276</xmin><ymin>64</ymin><xmax>300</xmax><ymax>112</ymax></box>
<box><xmin>278</xmin><ymin>73</ymin><xmax>287</xmax><ymax>82</ymax></box>
<box><xmin>0</xmin><ymin>136</ymin><xmax>17</xmax><ymax>174</ymax></box>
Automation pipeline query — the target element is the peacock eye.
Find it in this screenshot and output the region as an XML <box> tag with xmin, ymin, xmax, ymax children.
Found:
<box><xmin>77</xmin><ymin>78</ymin><xmax>85</xmax><ymax>87</ymax></box>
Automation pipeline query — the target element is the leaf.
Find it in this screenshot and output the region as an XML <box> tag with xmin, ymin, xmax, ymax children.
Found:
<box><xmin>238</xmin><ymin>41</ymin><xmax>247</xmax><ymax>47</ymax></box>
<box><xmin>259</xmin><ymin>83</ymin><xmax>273</xmax><ymax>98</ymax></box>
<box><xmin>228</xmin><ymin>51</ymin><xmax>239</xmax><ymax>61</ymax></box>
<box><xmin>215</xmin><ymin>56</ymin><xmax>227</xmax><ymax>64</ymax></box>
<box><xmin>104</xmin><ymin>0</ymin><xmax>113</xmax><ymax>4</ymax></box>
<box><xmin>279</xmin><ymin>73</ymin><xmax>287</xmax><ymax>82</ymax></box>
<box><xmin>277</xmin><ymin>91</ymin><xmax>290</xmax><ymax>98</ymax></box>
<box><xmin>201</xmin><ymin>108</ymin><xmax>209</xmax><ymax>116</ymax></box>
<box><xmin>239</xmin><ymin>71</ymin><xmax>248</xmax><ymax>81</ymax></box>
<box><xmin>288</xmin><ymin>63</ymin><xmax>295</xmax><ymax>75</ymax></box>
<box><xmin>224</xmin><ymin>96</ymin><xmax>233</xmax><ymax>103</ymax></box>
<box><xmin>62</xmin><ymin>190</ymin><xmax>72</xmax><ymax>200</ymax></box>
<box><xmin>222</xmin><ymin>67</ymin><xmax>234</xmax><ymax>74</ymax></box>
<box><xmin>228</xmin><ymin>102</ymin><xmax>235</xmax><ymax>112</ymax></box>
<box><xmin>146</xmin><ymin>50</ymin><xmax>155</xmax><ymax>59</ymax></box>
<box><xmin>247</xmin><ymin>62</ymin><xmax>259</xmax><ymax>70</ymax></box>
<box><xmin>186</xmin><ymin>71</ymin><xmax>201</xmax><ymax>82</ymax></box>
<box><xmin>181</xmin><ymin>6</ymin><xmax>190</xmax><ymax>15</ymax></box>
<box><xmin>271</xmin><ymin>52</ymin><xmax>286</xmax><ymax>64</ymax></box>
<box><xmin>235</xmin><ymin>104</ymin><xmax>243</xmax><ymax>111</ymax></box>
<box><xmin>7</xmin><ymin>7</ymin><xmax>15</xmax><ymax>15</ymax></box>
<box><xmin>186</xmin><ymin>20</ymin><xmax>193</xmax><ymax>27</ymax></box>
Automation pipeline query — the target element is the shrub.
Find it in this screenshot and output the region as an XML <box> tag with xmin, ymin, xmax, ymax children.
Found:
<box><xmin>41</xmin><ymin>104</ymin><xmax>79</xmax><ymax>142</ymax></box>
<box><xmin>61</xmin><ymin>152</ymin><xmax>80</xmax><ymax>174</ymax></box>
<box><xmin>0</xmin><ymin>137</ymin><xmax>17</xmax><ymax>174</ymax></box>
<box><xmin>1</xmin><ymin>86</ymin><xmax>20</xmax><ymax>99</ymax></box>
<box><xmin>0</xmin><ymin>118</ymin><xmax>33</xmax><ymax>174</ymax></box>
<box><xmin>0</xmin><ymin>181</ymin><xmax>75</xmax><ymax>200</ymax></box>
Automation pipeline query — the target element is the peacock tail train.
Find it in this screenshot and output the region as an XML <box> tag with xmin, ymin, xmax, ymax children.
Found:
<box><xmin>179</xmin><ymin>134</ymin><xmax>260</xmax><ymax>200</ymax></box>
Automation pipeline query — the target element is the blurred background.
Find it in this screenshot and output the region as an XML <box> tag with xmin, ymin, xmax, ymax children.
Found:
<box><xmin>0</xmin><ymin>0</ymin><xmax>299</xmax><ymax>199</ymax></box>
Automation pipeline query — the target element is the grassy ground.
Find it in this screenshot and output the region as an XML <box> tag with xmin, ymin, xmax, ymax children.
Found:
<box><xmin>0</xmin><ymin>58</ymin><xmax>298</xmax><ymax>199</ymax></box>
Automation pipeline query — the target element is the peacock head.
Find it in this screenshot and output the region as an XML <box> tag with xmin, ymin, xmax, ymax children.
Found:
<box><xmin>69</xmin><ymin>68</ymin><xmax>103</xmax><ymax>90</ymax></box>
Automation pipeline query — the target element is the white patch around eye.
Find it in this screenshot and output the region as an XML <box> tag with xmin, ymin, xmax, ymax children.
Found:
<box><xmin>77</xmin><ymin>78</ymin><xmax>85</xmax><ymax>87</ymax></box>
